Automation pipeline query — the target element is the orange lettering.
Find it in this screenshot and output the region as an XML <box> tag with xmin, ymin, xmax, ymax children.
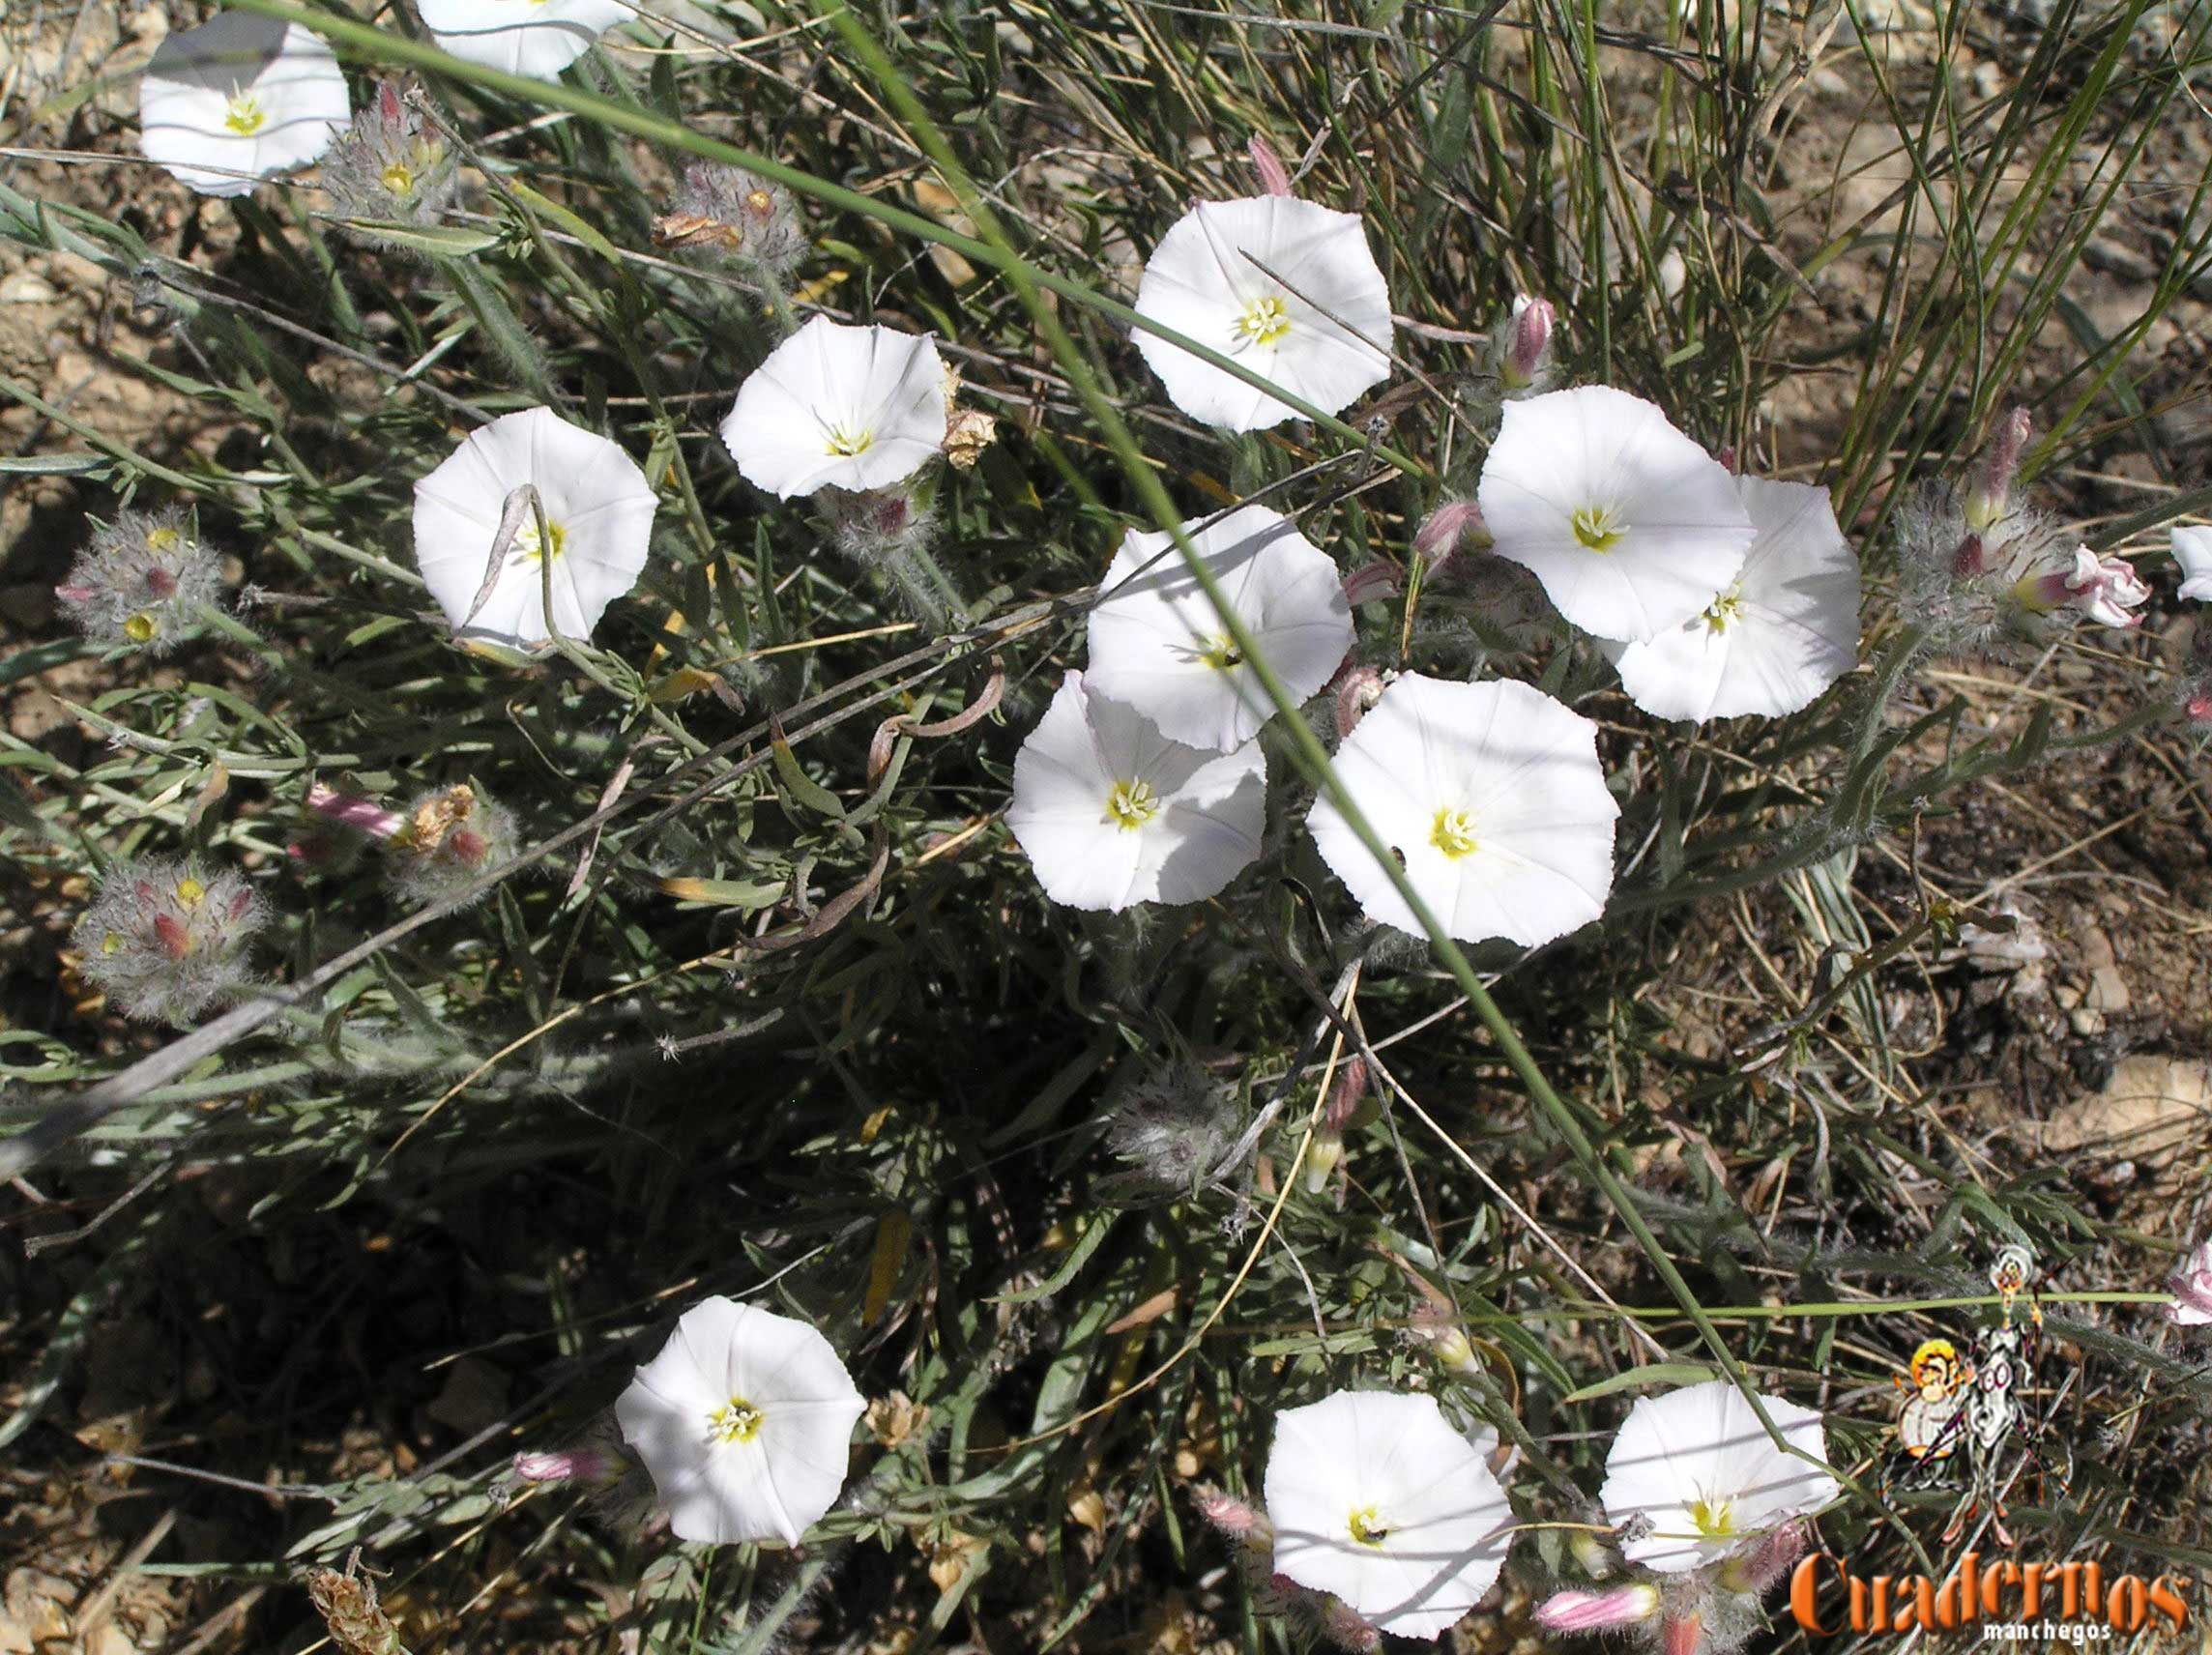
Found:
<box><xmin>1790</xmin><ymin>1556</ymin><xmax>1838</xmax><ymax>1635</ymax></box>
<box><xmin>2021</xmin><ymin>1560</ymin><xmax>2048</xmax><ymax>1619</ymax></box>
<box><xmin>2148</xmin><ymin>1577</ymin><xmax>2189</xmax><ymax>1632</ymax></box>
<box><xmin>2058</xmin><ymin>1561</ymin><xmax>2085</xmax><ymax>1619</ymax></box>
<box><xmin>2106</xmin><ymin>1575</ymin><xmax>2147</xmax><ymax>1633</ymax></box>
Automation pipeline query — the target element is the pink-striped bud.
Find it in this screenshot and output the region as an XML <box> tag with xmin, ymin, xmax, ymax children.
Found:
<box><xmin>1965</xmin><ymin>406</ymin><xmax>2031</xmax><ymax>532</ymax></box>
<box><xmin>307</xmin><ymin>782</ymin><xmax>405</xmax><ymax>839</ymax></box>
<box><xmin>377</xmin><ymin>79</ymin><xmax>404</xmax><ymax>125</ymax></box>
<box><xmin>1952</xmin><ymin>531</ymin><xmax>1986</xmax><ymax>579</ymax></box>
<box><xmin>1249</xmin><ymin>133</ymin><xmax>1294</xmax><ymax>198</ymax></box>
<box><xmin>1502</xmin><ymin>296</ymin><xmax>1556</xmax><ymax>391</ymax></box>
<box><xmin>1663</xmin><ymin>1611</ymin><xmax>1704</xmax><ymax>1655</ymax></box>
<box><xmin>1340</xmin><ymin>562</ymin><xmax>1402</xmax><ymax>606</ymax></box>
<box><xmin>1197</xmin><ymin>1487</ymin><xmax>1273</xmax><ymax>1548</ymax></box>
<box><xmin>1535</xmin><ymin>1583</ymin><xmax>1662</xmax><ymax>1634</ymax></box>
<box><xmin>1717</xmin><ymin>1521</ymin><xmax>1809</xmax><ymax>1595</ymax></box>
<box><xmin>511</xmin><ymin>1447</ymin><xmax>617</xmax><ymax>1485</ymax></box>
<box><xmin>1413</xmin><ymin>499</ymin><xmax>1486</xmax><ymax>569</ymax></box>
<box><xmin>1332</xmin><ymin>666</ymin><xmax>1385</xmax><ymax>738</ymax></box>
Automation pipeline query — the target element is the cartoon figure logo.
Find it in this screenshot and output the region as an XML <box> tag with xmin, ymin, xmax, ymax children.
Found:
<box><xmin>1888</xmin><ymin>1245</ymin><xmax>2064</xmax><ymax>1549</ymax></box>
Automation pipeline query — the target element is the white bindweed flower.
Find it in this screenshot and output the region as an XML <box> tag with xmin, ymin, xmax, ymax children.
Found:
<box><xmin>1086</xmin><ymin>505</ymin><xmax>1354</xmax><ymax>752</ymax></box>
<box><xmin>137</xmin><ymin>15</ymin><xmax>350</xmax><ymax>198</ymax></box>
<box><xmin>2170</xmin><ymin>526</ymin><xmax>2212</xmax><ymax>603</ymax></box>
<box><xmin>1306</xmin><ymin>675</ymin><xmax>1618</xmax><ymax>948</ymax></box>
<box><xmin>1132</xmin><ymin>196</ymin><xmax>1392</xmax><ymax>432</ymax></box>
<box><xmin>1007</xmin><ymin>673</ymin><xmax>1266</xmax><ymax>912</ymax></box>
<box><xmin>416</xmin><ymin>0</ymin><xmax>631</xmax><ymax>80</ymax></box>
<box><xmin>1597</xmin><ymin>1379</ymin><xmax>1839</xmax><ymax>1576</ymax></box>
<box><xmin>2168</xmin><ymin>1237</ymin><xmax>2212</xmax><ymax>1326</ymax></box>
<box><xmin>1264</xmin><ymin>1389</ymin><xmax>1513</xmax><ymax>1641</ymax></box>
<box><xmin>1477</xmin><ymin>386</ymin><xmax>1754</xmax><ymax>642</ymax></box>
<box><xmin>615</xmin><ymin>1295</ymin><xmax>867</xmax><ymax>1547</ymax></box>
<box><xmin>412</xmin><ymin>407</ymin><xmax>658</xmax><ymax>651</ymax></box>
<box><xmin>719</xmin><ymin>317</ymin><xmax>947</xmax><ymax>500</ymax></box>
<box><xmin>1606</xmin><ymin>477</ymin><xmax>1862</xmax><ymax>722</ymax></box>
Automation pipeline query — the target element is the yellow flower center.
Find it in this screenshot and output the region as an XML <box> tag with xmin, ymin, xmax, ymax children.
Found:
<box><xmin>1105</xmin><ymin>778</ymin><xmax>1161</xmax><ymax>830</ymax></box>
<box><xmin>101</xmin><ymin>932</ymin><xmax>125</xmax><ymax>955</ymax></box>
<box><xmin>1430</xmin><ymin>807</ymin><xmax>1479</xmax><ymax>859</ymax></box>
<box><xmin>174</xmin><ymin>877</ymin><xmax>207</xmax><ymax>909</ymax></box>
<box><xmin>514</xmin><ymin>516</ymin><xmax>567</xmax><ymax>565</ymax></box>
<box><xmin>146</xmin><ymin>527</ymin><xmax>182</xmax><ymax>553</ymax></box>
<box><xmin>381</xmin><ymin>160</ymin><xmax>416</xmax><ymax>195</ymax></box>
<box><xmin>1571</xmin><ymin>504</ymin><xmax>1626</xmax><ymax>552</ymax></box>
<box><xmin>707</xmin><ymin>1396</ymin><xmax>766</xmax><ymax>1444</ymax></box>
<box><xmin>1702</xmin><ymin>588</ymin><xmax>1745</xmax><ymax>634</ymax></box>
<box><xmin>1689</xmin><ymin>1495</ymin><xmax>1737</xmax><ymax>1539</ymax></box>
<box><xmin>123</xmin><ymin>612</ymin><xmax>160</xmax><ymax>644</ymax></box>
<box><xmin>1347</xmin><ymin>1505</ymin><xmax>1390</xmax><ymax>1548</ymax></box>
<box><xmin>222</xmin><ymin>91</ymin><xmax>268</xmax><ymax>136</ymax></box>
<box><xmin>1197</xmin><ymin>632</ymin><xmax>1244</xmax><ymax>670</ymax></box>
<box><xmin>1233</xmin><ymin>294</ymin><xmax>1293</xmax><ymax>348</ymax></box>
<box><xmin>826</xmin><ymin>423</ymin><xmax>875</xmax><ymax>458</ymax></box>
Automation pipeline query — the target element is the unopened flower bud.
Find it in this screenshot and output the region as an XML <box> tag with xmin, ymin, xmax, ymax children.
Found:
<box><xmin>1413</xmin><ymin>499</ymin><xmax>1487</xmax><ymax>569</ymax></box>
<box><xmin>1196</xmin><ymin>1487</ymin><xmax>1273</xmax><ymax>1550</ymax></box>
<box><xmin>512</xmin><ymin>1447</ymin><xmax>619</xmax><ymax>1485</ymax></box>
<box><xmin>1333</xmin><ymin>666</ymin><xmax>1385</xmax><ymax>738</ymax></box>
<box><xmin>56</xmin><ymin>508</ymin><xmax>224</xmax><ymax>655</ymax></box>
<box><xmin>1663</xmin><ymin>1611</ymin><xmax>1704</xmax><ymax>1655</ymax></box>
<box><xmin>307</xmin><ymin>782</ymin><xmax>405</xmax><ymax>839</ymax></box>
<box><xmin>1499</xmin><ymin>295</ymin><xmax>1556</xmax><ymax>392</ymax></box>
<box><xmin>1965</xmin><ymin>407</ymin><xmax>2031</xmax><ymax>532</ymax></box>
<box><xmin>1302</xmin><ymin>1130</ymin><xmax>1345</xmax><ymax>1195</ymax></box>
<box><xmin>1249</xmin><ymin>133</ymin><xmax>1294</xmax><ymax>198</ymax></box>
<box><xmin>1716</xmin><ymin>1521</ymin><xmax>1809</xmax><ymax>1595</ymax></box>
<box><xmin>1340</xmin><ymin>562</ymin><xmax>1402</xmax><ymax>606</ymax></box>
<box><xmin>1316</xmin><ymin>1595</ymin><xmax>1382</xmax><ymax>1652</ymax></box>
<box><xmin>1568</xmin><ymin>1524</ymin><xmax>1622</xmax><ymax>1579</ymax></box>
<box><xmin>1534</xmin><ymin>1582</ymin><xmax>1662</xmax><ymax>1633</ymax></box>
<box><xmin>71</xmin><ymin>856</ymin><xmax>265</xmax><ymax>1025</ymax></box>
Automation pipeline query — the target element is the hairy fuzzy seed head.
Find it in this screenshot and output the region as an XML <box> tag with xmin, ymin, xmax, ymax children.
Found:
<box><xmin>56</xmin><ymin>507</ymin><xmax>224</xmax><ymax>655</ymax></box>
<box><xmin>385</xmin><ymin>784</ymin><xmax>517</xmax><ymax>909</ymax></box>
<box><xmin>72</xmin><ymin>856</ymin><xmax>265</xmax><ymax>1025</ymax></box>
<box><xmin>1104</xmin><ymin>1061</ymin><xmax>1240</xmax><ymax>1194</ymax></box>
<box><xmin>321</xmin><ymin>81</ymin><xmax>459</xmax><ymax>246</ymax></box>
<box><xmin>659</xmin><ymin>161</ymin><xmax>808</xmax><ymax>284</ymax></box>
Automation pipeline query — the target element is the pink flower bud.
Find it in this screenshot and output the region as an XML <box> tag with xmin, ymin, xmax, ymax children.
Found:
<box><xmin>1413</xmin><ymin>499</ymin><xmax>1486</xmax><ymax>569</ymax></box>
<box><xmin>307</xmin><ymin>782</ymin><xmax>406</xmax><ymax>840</ymax></box>
<box><xmin>1197</xmin><ymin>1487</ymin><xmax>1273</xmax><ymax>1547</ymax></box>
<box><xmin>1952</xmin><ymin>531</ymin><xmax>1986</xmax><ymax>579</ymax></box>
<box><xmin>1323</xmin><ymin>1056</ymin><xmax>1366</xmax><ymax>1132</ymax></box>
<box><xmin>1716</xmin><ymin>1521</ymin><xmax>1809</xmax><ymax>1594</ymax></box>
<box><xmin>55</xmin><ymin>583</ymin><xmax>96</xmax><ymax>603</ymax></box>
<box><xmin>1316</xmin><ymin>1595</ymin><xmax>1382</xmax><ymax>1652</ymax></box>
<box><xmin>378</xmin><ymin>79</ymin><xmax>404</xmax><ymax>125</ymax></box>
<box><xmin>1663</xmin><ymin>1611</ymin><xmax>1704</xmax><ymax>1655</ymax></box>
<box><xmin>1340</xmin><ymin>562</ymin><xmax>1402</xmax><ymax>606</ymax></box>
<box><xmin>1249</xmin><ymin>133</ymin><xmax>1294</xmax><ymax>198</ymax></box>
<box><xmin>1332</xmin><ymin>666</ymin><xmax>1385</xmax><ymax>738</ymax></box>
<box><xmin>512</xmin><ymin>1447</ymin><xmax>616</xmax><ymax>1485</ymax></box>
<box><xmin>2169</xmin><ymin>1236</ymin><xmax>2212</xmax><ymax>1325</ymax></box>
<box><xmin>1503</xmin><ymin>296</ymin><xmax>1555</xmax><ymax>390</ymax></box>
<box><xmin>1534</xmin><ymin>1583</ymin><xmax>1662</xmax><ymax>1634</ymax></box>
<box><xmin>1965</xmin><ymin>406</ymin><xmax>2031</xmax><ymax>532</ymax></box>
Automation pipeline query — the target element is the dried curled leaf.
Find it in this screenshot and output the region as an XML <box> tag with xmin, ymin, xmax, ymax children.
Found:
<box><xmin>306</xmin><ymin>1554</ymin><xmax>405</xmax><ymax>1655</ymax></box>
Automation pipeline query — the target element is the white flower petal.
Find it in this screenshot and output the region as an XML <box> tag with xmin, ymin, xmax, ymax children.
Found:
<box><xmin>1132</xmin><ymin>196</ymin><xmax>1392</xmax><ymax>432</ymax></box>
<box><xmin>1007</xmin><ymin>673</ymin><xmax>1266</xmax><ymax>912</ymax></box>
<box><xmin>2171</xmin><ymin>526</ymin><xmax>2212</xmax><ymax>604</ymax></box>
<box><xmin>416</xmin><ymin>0</ymin><xmax>631</xmax><ymax>79</ymax></box>
<box><xmin>1265</xmin><ymin>1390</ymin><xmax>1512</xmax><ymax>1640</ymax></box>
<box><xmin>1598</xmin><ymin>1379</ymin><xmax>1838</xmax><ymax>1576</ymax></box>
<box><xmin>1609</xmin><ymin>476</ymin><xmax>1861</xmax><ymax>721</ymax></box>
<box><xmin>616</xmin><ymin>1296</ymin><xmax>866</xmax><ymax>1549</ymax></box>
<box><xmin>1087</xmin><ymin>505</ymin><xmax>1354</xmax><ymax>751</ymax></box>
<box><xmin>137</xmin><ymin>15</ymin><xmax>349</xmax><ymax>198</ymax></box>
<box><xmin>1307</xmin><ymin>676</ymin><xmax>1617</xmax><ymax>947</ymax></box>
<box><xmin>1477</xmin><ymin>387</ymin><xmax>1753</xmax><ymax>641</ymax></box>
<box><xmin>411</xmin><ymin>407</ymin><xmax>656</xmax><ymax>651</ymax></box>
<box><xmin>720</xmin><ymin>317</ymin><xmax>947</xmax><ymax>499</ymax></box>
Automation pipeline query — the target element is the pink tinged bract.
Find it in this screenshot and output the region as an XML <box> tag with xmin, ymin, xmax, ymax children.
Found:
<box><xmin>616</xmin><ymin>1296</ymin><xmax>867</xmax><ymax>1547</ymax></box>
<box><xmin>1596</xmin><ymin>1379</ymin><xmax>1840</xmax><ymax>1577</ymax></box>
<box><xmin>415</xmin><ymin>0</ymin><xmax>632</xmax><ymax>79</ymax></box>
<box><xmin>1006</xmin><ymin>673</ymin><xmax>1266</xmax><ymax>913</ymax></box>
<box><xmin>1086</xmin><ymin>505</ymin><xmax>1355</xmax><ymax>753</ymax></box>
<box><xmin>411</xmin><ymin>407</ymin><xmax>658</xmax><ymax>651</ymax></box>
<box><xmin>1132</xmin><ymin>195</ymin><xmax>1392</xmax><ymax>432</ymax></box>
<box><xmin>1263</xmin><ymin>1389</ymin><xmax>1514</xmax><ymax>1641</ymax></box>
<box><xmin>1607</xmin><ymin>476</ymin><xmax>1862</xmax><ymax>723</ymax></box>
<box><xmin>1305</xmin><ymin>675</ymin><xmax>1619</xmax><ymax>948</ymax></box>
<box><xmin>136</xmin><ymin>15</ymin><xmax>350</xmax><ymax>198</ymax></box>
<box><xmin>1476</xmin><ymin>386</ymin><xmax>1753</xmax><ymax>642</ymax></box>
<box><xmin>720</xmin><ymin>317</ymin><xmax>948</xmax><ymax>500</ymax></box>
